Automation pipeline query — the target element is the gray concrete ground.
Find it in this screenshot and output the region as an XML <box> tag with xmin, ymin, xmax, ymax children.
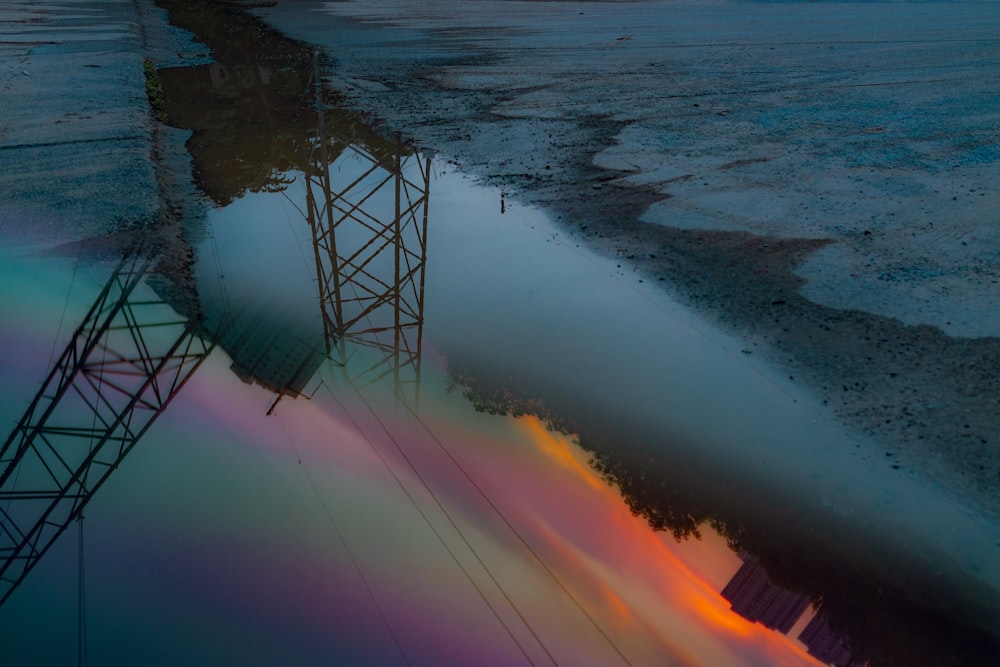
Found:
<box><xmin>252</xmin><ymin>0</ymin><xmax>1000</xmax><ymax>519</ymax></box>
<box><xmin>0</xmin><ymin>0</ymin><xmax>159</xmax><ymax>245</ymax></box>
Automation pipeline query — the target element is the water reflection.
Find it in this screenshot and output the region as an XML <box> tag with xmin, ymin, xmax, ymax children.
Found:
<box><xmin>721</xmin><ymin>555</ymin><xmax>861</xmax><ymax>667</ymax></box>
<box><xmin>454</xmin><ymin>374</ymin><xmax>1000</xmax><ymax>666</ymax></box>
<box><xmin>8</xmin><ymin>0</ymin><xmax>984</xmax><ymax>665</ymax></box>
<box><xmin>154</xmin><ymin>3</ymin><xmax>995</xmax><ymax>665</ymax></box>
<box><xmin>158</xmin><ymin>4</ymin><xmax>430</xmax><ymax>409</ymax></box>
<box><xmin>304</xmin><ymin>117</ymin><xmax>430</xmax><ymax>405</ymax></box>
<box><xmin>798</xmin><ymin>614</ymin><xmax>864</xmax><ymax>667</ymax></box>
<box><xmin>0</xmin><ymin>249</ymin><xmax>213</xmax><ymax>605</ymax></box>
<box><xmin>722</xmin><ymin>555</ymin><xmax>810</xmax><ymax>635</ymax></box>
<box><xmin>0</xmin><ymin>0</ymin><xmax>431</xmax><ymax>608</ymax></box>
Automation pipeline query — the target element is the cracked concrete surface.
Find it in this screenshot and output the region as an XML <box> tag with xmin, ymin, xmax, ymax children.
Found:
<box><xmin>0</xmin><ymin>0</ymin><xmax>158</xmax><ymax>244</ymax></box>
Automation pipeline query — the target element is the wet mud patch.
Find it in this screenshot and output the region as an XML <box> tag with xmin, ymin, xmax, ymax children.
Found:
<box><xmin>152</xmin><ymin>0</ymin><xmax>327</xmax><ymax>205</ymax></box>
<box><xmin>147</xmin><ymin>0</ymin><xmax>425</xmax><ymax>400</ymax></box>
<box><xmin>151</xmin><ymin>0</ymin><xmax>403</xmax><ymax>204</ymax></box>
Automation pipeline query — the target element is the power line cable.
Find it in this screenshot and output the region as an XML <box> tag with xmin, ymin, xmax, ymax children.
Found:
<box><xmin>356</xmin><ymin>388</ymin><xmax>561</xmax><ymax>666</ymax></box>
<box><xmin>397</xmin><ymin>398</ymin><xmax>633</xmax><ymax>666</ymax></box>
<box><xmin>296</xmin><ymin>118</ymin><xmax>550</xmax><ymax>664</ymax></box>
<box><xmin>271</xmin><ymin>412</ymin><xmax>412</xmax><ymax>667</ymax></box>
<box><xmin>324</xmin><ymin>387</ymin><xmax>546</xmax><ymax>667</ymax></box>
<box><xmin>47</xmin><ymin>238</ymin><xmax>87</xmax><ymax>368</ymax></box>
<box><xmin>340</xmin><ymin>232</ymin><xmax>633</xmax><ymax>666</ymax></box>
<box><xmin>77</xmin><ymin>514</ymin><xmax>87</xmax><ymax>667</ymax></box>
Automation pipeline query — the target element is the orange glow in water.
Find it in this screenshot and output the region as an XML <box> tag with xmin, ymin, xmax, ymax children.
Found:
<box><xmin>514</xmin><ymin>414</ymin><xmax>822</xmax><ymax>667</ymax></box>
<box><xmin>520</xmin><ymin>415</ymin><xmax>605</xmax><ymax>491</ymax></box>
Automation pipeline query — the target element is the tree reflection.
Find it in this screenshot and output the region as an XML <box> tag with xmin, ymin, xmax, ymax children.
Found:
<box><xmin>450</xmin><ymin>368</ymin><xmax>1000</xmax><ymax>667</ymax></box>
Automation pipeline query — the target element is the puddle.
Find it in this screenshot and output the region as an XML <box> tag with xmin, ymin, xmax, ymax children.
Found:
<box><xmin>0</xmin><ymin>1</ymin><xmax>998</xmax><ymax>665</ymax></box>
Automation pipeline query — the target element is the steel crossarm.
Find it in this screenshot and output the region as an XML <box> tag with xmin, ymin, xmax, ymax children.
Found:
<box><xmin>0</xmin><ymin>253</ymin><xmax>214</xmax><ymax>606</ymax></box>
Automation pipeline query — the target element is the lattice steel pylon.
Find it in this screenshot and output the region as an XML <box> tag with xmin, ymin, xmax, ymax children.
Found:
<box><xmin>0</xmin><ymin>250</ymin><xmax>214</xmax><ymax>606</ymax></box>
<box><xmin>304</xmin><ymin>86</ymin><xmax>432</xmax><ymax>405</ymax></box>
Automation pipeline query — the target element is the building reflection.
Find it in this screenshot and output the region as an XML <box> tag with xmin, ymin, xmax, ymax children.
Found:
<box><xmin>721</xmin><ymin>554</ymin><xmax>810</xmax><ymax>634</ymax></box>
<box><xmin>221</xmin><ymin>307</ymin><xmax>325</xmax><ymax>402</ymax></box>
<box><xmin>720</xmin><ymin>554</ymin><xmax>864</xmax><ymax>667</ymax></box>
<box><xmin>799</xmin><ymin>612</ymin><xmax>866</xmax><ymax>667</ymax></box>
